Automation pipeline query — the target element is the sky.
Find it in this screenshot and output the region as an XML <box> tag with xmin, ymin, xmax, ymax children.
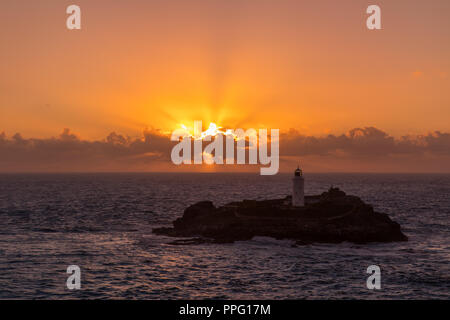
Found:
<box><xmin>1</xmin><ymin>0</ymin><xmax>449</xmax><ymax>172</ymax></box>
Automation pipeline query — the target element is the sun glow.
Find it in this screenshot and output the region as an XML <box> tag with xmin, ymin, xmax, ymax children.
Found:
<box><xmin>170</xmin><ymin>120</ymin><xmax>280</xmax><ymax>175</ymax></box>
<box><xmin>179</xmin><ymin>122</ymin><xmax>238</xmax><ymax>140</ymax></box>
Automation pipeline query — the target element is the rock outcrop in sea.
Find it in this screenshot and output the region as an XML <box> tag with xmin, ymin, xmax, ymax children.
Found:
<box><xmin>153</xmin><ymin>188</ymin><xmax>408</xmax><ymax>245</ymax></box>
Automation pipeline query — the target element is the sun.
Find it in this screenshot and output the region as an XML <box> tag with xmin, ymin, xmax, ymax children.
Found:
<box><xmin>177</xmin><ymin>122</ymin><xmax>237</xmax><ymax>140</ymax></box>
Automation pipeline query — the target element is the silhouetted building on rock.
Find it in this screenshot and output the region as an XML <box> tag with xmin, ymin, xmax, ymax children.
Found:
<box><xmin>292</xmin><ymin>166</ymin><xmax>305</xmax><ymax>207</ymax></box>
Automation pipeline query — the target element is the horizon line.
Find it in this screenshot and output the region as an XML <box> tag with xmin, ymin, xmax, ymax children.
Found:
<box><xmin>1</xmin><ymin>171</ymin><xmax>449</xmax><ymax>175</ymax></box>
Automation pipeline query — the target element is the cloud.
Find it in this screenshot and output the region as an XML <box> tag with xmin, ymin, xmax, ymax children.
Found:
<box><xmin>0</xmin><ymin>128</ymin><xmax>173</xmax><ymax>172</ymax></box>
<box><xmin>0</xmin><ymin>127</ymin><xmax>449</xmax><ymax>172</ymax></box>
<box><xmin>280</xmin><ymin>127</ymin><xmax>450</xmax><ymax>158</ymax></box>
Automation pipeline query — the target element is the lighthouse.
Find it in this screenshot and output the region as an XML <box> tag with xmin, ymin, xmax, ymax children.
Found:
<box><xmin>292</xmin><ymin>166</ymin><xmax>305</xmax><ymax>207</ymax></box>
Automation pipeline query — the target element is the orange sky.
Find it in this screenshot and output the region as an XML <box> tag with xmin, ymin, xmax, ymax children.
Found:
<box><xmin>1</xmin><ymin>0</ymin><xmax>450</xmax><ymax>140</ymax></box>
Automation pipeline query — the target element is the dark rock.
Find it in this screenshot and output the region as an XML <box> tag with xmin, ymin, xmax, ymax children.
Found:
<box><xmin>153</xmin><ymin>188</ymin><xmax>408</xmax><ymax>245</ymax></box>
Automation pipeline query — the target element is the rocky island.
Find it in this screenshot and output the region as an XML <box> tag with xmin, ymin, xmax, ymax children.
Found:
<box><xmin>153</xmin><ymin>187</ymin><xmax>408</xmax><ymax>245</ymax></box>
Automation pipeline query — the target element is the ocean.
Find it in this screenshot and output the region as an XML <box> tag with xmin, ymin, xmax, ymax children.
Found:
<box><xmin>0</xmin><ymin>173</ymin><xmax>448</xmax><ymax>299</ymax></box>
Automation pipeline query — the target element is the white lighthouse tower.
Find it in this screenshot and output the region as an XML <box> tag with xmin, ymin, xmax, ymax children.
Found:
<box><xmin>292</xmin><ymin>166</ymin><xmax>305</xmax><ymax>207</ymax></box>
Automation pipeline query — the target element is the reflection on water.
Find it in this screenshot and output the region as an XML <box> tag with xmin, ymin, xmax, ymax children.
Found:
<box><xmin>0</xmin><ymin>173</ymin><xmax>449</xmax><ymax>299</ymax></box>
